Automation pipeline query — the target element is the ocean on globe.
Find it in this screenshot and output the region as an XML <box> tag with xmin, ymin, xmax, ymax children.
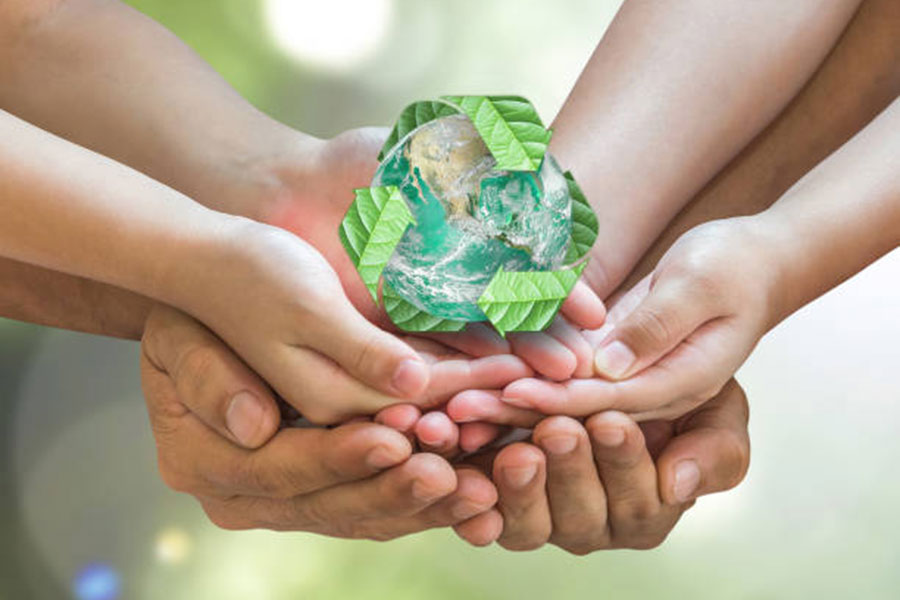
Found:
<box><xmin>374</xmin><ymin>114</ymin><xmax>573</xmax><ymax>321</ymax></box>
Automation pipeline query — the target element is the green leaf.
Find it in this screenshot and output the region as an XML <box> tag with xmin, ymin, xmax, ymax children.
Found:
<box><xmin>441</xmin><ymin>95</ymin><xmax>551</xmax><ymax>171</ymax></box>
<box><xmin>377</xmin><ymin>100</ymin><xmax>463</xmax><ymax>161</ymax></box>
<box><xmin>562</xmin><ymin>171</ymin><xmax>599</xmax><ymax>264</ymax></box>
<box><xmin>477</xmin><ymin>263</ymin><xmax>587</xmax><ymax>336</ymax></box>
<box><xmin>338</xmin><ymin>186</ymin><xmax>414</xmax><ymax>302</ymax></box>
<box><xmin>382</xmin><ymin>283</ymin><xmax>468</xmax><ymax>332</ymax></box>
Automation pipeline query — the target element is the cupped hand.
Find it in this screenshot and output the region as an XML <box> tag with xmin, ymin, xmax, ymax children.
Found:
<box><xmin>140</xmin><ymin>305</ymin><xmax>503</xmax><ymax>543</ymax></box>
<box><xmin>453</xmin><ymin>380</ymin><xmax>750</xmax><ymax>553</ymax></box>
<box><xmin>265</xmin><ymin>127</ymin><xmax>606</xmax><ymax>381</ymax></box>
<box><xmin>497</xmin><ymin>218</ymin><xmax>775</xmax><ymax>421</ymax></box>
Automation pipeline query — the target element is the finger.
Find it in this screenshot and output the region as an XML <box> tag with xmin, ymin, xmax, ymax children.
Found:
<box><xmin>161</xmin><ymin>414</ymin><xmax>412</xmax><ymax>499</ymax></box>
<box><xmin>546</xmin><ymin>318</ymin><xmax>594</xmax><ymax>378</ymax></box>
<box><xmin>454</xmin><ymin>508</ymin><xmax>504</xmax><ymax>547</ymax></box>
<box><xmin>459</xmin><ymin>422</ymin><xmax>503</xmax><ymax>453</ymax></box>
<box><xmin>586</xmin><ymin>412</ymin><xmax>679</xmax><ymax>548</ymax></box>
<box><xmin>502</xmin><ymin>320</ymin><xmax>743</xmax><ymax>418</ymax></box>
<box><xmin>493</xmin><ymin>443</ymin><xmax>551</xmax><ymax>551</ymax></box>
<box><xmin>593</xmin><ymin>277</ymin><xmax>712</xmax><ymax>380</ymax></box>
<box><xmin>426</xmin><ymin>354</ymin><xmax>533</xmax><ymax>405</ymax></box>
<box><xmin>559</xmin><ymin>280</ymin><xmax>606</xmax><ymax>330</ymax></box>
<box><xmin>310</xmin><ymin>297</ymin><xmax>431</xmax><ymax>399</ymax></box>
<box><xmin>507</xmin><ymin>331</ymin><xmax>577</xmax><ymax>381</ymax></box>
<box><xmin>374</xmin><ymin>404</ymin><xmax>421</xmax><ymax>433</ymax></box>
<box><xmin>374</xmin><ymin>403</ymin><xmax>420</xmax><ymax>445</ymax></box>
<box><xmin>213</xmin><ymin>453</ymin><xmax>458</xmax><ymax>532</ymax></box>
<box><xmin>447</xmin><ymin>390</ymin><xmax>543</xmax><ymax>428</ymax></box>
<box><xmin>532</xmin><ymin>417</ymin><xmax>610</xmax><ymax>554</ymax></box>
<box><xmin>415</xmin><ymin>411</ymin><xmax>460</xmax><ymax>458</ymax></box>
<box><xmin>656</xmin><ymin>379</ymin><xmax>750</xmax><ymax>505</ymax></box>
<box><xmin>349</xmin><ymin>467</ymin><xmax>498</xmax><ymax>541</ymax></box>
<box><xmin>142</xmin><ymin>305</ymin><xmax>280</xmax><ymax>449</ymax></box>
<box><xmin>423</xmin><ymin>323</ymin><xmax>511</xmax><ymax>357</ymax></box>
<box><xmin>279</xmin><ymin>346</ymin><xmax>425</xmax><ymax>423</ymax></box>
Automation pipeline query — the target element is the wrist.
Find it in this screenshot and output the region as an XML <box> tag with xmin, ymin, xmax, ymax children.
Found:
<box><xmin>738</xmin><ymin>213</ymin><xmax>798</xmax><ymax>331</ymax></box>
<box><xmin>188</xmin><ymin>122</ymin><xmax>325</xmax><ymax>224</ymax></box>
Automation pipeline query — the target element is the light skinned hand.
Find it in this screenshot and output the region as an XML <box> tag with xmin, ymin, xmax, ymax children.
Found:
<box><xmin>140</xmin><ymin>305</ymin><xmax>503</xmax><ymax>543</ymax></box>
<box><xmin>496</xmin><ymin>218</ymin><xmax>775</xmax><ymax>421</ymax></box>
<box><xmin>267</xmin><ymin>127</ymin><xmax>606</xmax><ymax>382</ymax></box>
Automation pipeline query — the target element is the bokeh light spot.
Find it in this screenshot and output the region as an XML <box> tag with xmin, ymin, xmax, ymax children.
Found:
<box><xmin>155</xmin><ymin>526</ymin><xmax>193</xmax><ymax>565</ymax></box>
<box><xmin>73</xmin><ymin>563</ymin><xmax>121</xmax><ymax>600</ymax></box>
<box><xmin>263</xmin><ymin>0</ymin><xmax>394</xmax><ymax>71</ymax></box>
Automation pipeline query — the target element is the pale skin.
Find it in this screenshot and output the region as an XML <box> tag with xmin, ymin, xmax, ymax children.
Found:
<box><xmin>0</xmin><ymin>0</ymin><xmax>884</xmax><ymax>552</ymax></box>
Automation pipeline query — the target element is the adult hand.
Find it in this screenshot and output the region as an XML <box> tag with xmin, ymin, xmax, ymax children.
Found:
<box><xmin>454</xmin><ymin>380</ymin><xmax>750</xmax><ymax>552</ymax></box>
<box><xmin>140</xmin><ymin>305</ymin><xmax>501</xmax><ymax>543</ymax></box>
<box><xmin>266</xmin><ymin>127</ymin><xmax>606</xmax><ymax>380</ymax></box>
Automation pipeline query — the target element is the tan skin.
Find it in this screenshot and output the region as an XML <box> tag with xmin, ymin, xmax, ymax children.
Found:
<box><xmin>0</xmin><ymin>0</ymin><xmax>892</xmax><ymax>552</ymax></box>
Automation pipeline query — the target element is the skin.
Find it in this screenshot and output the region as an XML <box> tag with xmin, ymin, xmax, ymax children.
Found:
<box><xmin>449</xmin><ymin>0</ymin><xmax>900</xmax><ymax>551</ymax></box>
<box><xmin>0</xmin><ymin>0</ymin><xmax>880</xmax><ymax>551</ymax></box>
<box><xmin>500</xmin><ymin>94</ymin><xmax>900</xmax><ymax>423</ymax></box>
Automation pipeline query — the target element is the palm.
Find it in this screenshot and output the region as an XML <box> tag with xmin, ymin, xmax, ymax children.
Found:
<box><xmin>270</xmin><ymin>127</ymin><xmax>391</xmax><ymax>325</ymax></box>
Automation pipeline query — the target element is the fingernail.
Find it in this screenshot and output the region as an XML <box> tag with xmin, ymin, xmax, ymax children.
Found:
<box><xmin>392</xmin><ymin>358</ymin><xmax>428</xmax><ymax>397</ymax></box>
<box><xmin>412</xmin><ymin>479</ymin><xmax>447</xmax><ymax>502</ymax></box>
<box><xmin>503</xmin><ymin>464</ymin><xmax>537</xmax><ymax>489</ymax></box>
<box><xmin>226</xmin><ymin>391</ymin><xmax>264</xmax><ymax>447</ymax></box>
<box><xmin>451</xmin><ymin>500</ymin><xmax>483</xmax><ymax>521</ymax></box>
<box><xmin>673</xmin><ymin>460</ymin><xmax>701</xmax><ymax>502</ymax></box>
<box><xmin>500</xmin><ymin>394</ymin><xmax>531</xmax><ymax>409</ymax></box>
<box><xmin>592</xmin><ymin>425</ymin><xmax>625</xmax><ymax>448</ymax></box>
<box><xmin>540</xmin><ymin>435</ymin><xmax>577</xmax><ymax>455</ymax></box>
<box><xmin>594</xmin><ymin>340</ymin><xmax>636</xmax><ymax>379</ymax></box>
<box><xmin>365</xmin><ymin>446</ymin><xmax>404</xmax><ymax>469</ymax></box>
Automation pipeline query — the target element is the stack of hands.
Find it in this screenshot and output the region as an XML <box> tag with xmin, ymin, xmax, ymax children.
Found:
<box><xmin>1</xmin><ymin>0</ymin><xmax>898</xmax><ymax>555</ymax></box>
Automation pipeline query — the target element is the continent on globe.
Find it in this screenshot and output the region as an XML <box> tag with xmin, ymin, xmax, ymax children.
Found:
<box><xmin>339</xmin><ymin>95</ymin><xmax>598</xmax><ymax>335</ymax></box>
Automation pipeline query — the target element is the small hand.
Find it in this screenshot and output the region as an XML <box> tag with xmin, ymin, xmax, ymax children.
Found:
<box><xmin>140</xmin><ymin>305</ymin><xmax>502</xmax><ymax>543</ymax></box>
<box><xmin>497</xmin><ymin>218</ymin><xmax>775</xmax><ymax>421</ymax></box>
<box><xmin>266</xmin><ymin>127</ymin><xmax>607</xmax><ymax>381</ymax></box>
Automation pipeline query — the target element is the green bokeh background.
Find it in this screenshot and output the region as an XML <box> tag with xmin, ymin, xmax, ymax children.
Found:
<box><xmin>2</xmin><ymin>1</ymin><xmax>899</xmax><ymax>598</ymax></box>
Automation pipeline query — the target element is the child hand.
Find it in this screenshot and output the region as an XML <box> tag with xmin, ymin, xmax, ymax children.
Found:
<box><xmin>494</xmin><ymin>218</ymin><xmax>778</xmax><ymax>421</ymax></box>
<box><xmin>268</xmin><ymin>127</ymin><xmax>607</xmax><ymax>381</ymax></box>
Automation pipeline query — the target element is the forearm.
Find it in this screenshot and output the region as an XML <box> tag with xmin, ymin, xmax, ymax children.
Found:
<box><xmin>617</xmin><ymin>0</ymin><xmax>900</xmax><ymax>293</ymax></box>
<box><xmin>550</xmin><ymin>0</ymin><xmax>861</xmax><ymax>293</ymax></box>
<box><xmin>0</xmin><ymin>108</ymin><xmax>229</xmax><ymax>304</ymax></box>
<box><xmin>763</xmin><ymin>97</ymin><xmax>900</xmax><ymax>326</ymax></box>
<box><xmin>0</xmin><ymin>0</ymin><xmax>314</xmax><ymax>220</ymax></box>
<box><xmin>0</xmin><ymin>257</ymin><xmax>150</xmax><ymax>339</ymax></box>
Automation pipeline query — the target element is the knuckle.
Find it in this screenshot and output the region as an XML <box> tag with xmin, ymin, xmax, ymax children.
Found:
<box><xmin>157</xmin><ymin>457</ymin><xmax>193</xmax><ymax>494</ymax></box>
<box><xmin>616</xmin><ymin>501</ymin><xmax>661</xmax><ymax>525</ymax></box>
<box><xmin>717</xmin><ymin>429</ymin><xmax>751</xmax><ymax>490</ymax></box>
<box><xmin>352</xmin><ymin>332</ymin><xmax>384</xmax><ymax>379</ymax></box>
<box><xmin>629</xmin><ymin>307</ymin><xmax>676</xmax><ymax>349</ymax></box>
<box><xmin>175</xmin><ymin>344</ymin><xmax>221</xmax><ymax>393</ymax></box>
<box><xmin>499</xmin><ymin>532</ymin><xmax>549</xmax><ymax>552</ymax></box>
<box><xmin>203</xmin><ymin>505</ymin><xmax>250</xmax><ymax>531</ymax></box>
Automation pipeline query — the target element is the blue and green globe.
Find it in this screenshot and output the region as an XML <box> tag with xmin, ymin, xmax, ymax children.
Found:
<box><xmin>339</xmin><ymin>96</ymin><xmax>597</xmax><ymax>334</ymax></box>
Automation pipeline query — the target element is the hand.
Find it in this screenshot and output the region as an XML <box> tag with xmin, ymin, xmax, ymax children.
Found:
<box><xmin>265</xmin><ymin>127</ymin><xmax>607</xmax><ymax>381</ymax></box>
<box><xmin>140</xmin><ymin>305</ymin><xmax>503</xmax><ymax>543</ymax></box>
<box><xmin>453</xmin><ymin>380</ymin><xmax>751</xmax><ymax>553</ymax></box>
<box><xmin>497</xmin><ymin>218</ymin><xmax>776</xmax><ymax>421</ymax></box>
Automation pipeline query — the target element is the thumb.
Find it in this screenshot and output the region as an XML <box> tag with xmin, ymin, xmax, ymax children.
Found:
<box><xmin>593</xmin><ymin>276</ymin><xmax>710</xmax><ymax>380</ymax></box>
<box><xmin>310</xmin><ymin>300</ymin><xmax>430</xmax><ymax>399</ymax></box>
<box><xmin>142</xmin><ymin>305</ymin><xmax>281</xmax><ymax>449</ymax></box>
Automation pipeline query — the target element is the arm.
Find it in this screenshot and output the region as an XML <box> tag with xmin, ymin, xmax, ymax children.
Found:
<box><xmin>502</xmin><ymin>96</ymin><xmax>900</xmax><ymax>421</ymax></box>
<box><xmin>550</xmin><ymin>0</ymin><xmax>862</xmax><ymax>296</ymax></box>
<box><xmin>0</xmin><ymin>257</ymin><xmax>150</xmax><ymax>339</ymax></box>
<box><xmin>0</xmin><ymin>0</ymin><xmax>309</xmax><ymax>221</ymax></box>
